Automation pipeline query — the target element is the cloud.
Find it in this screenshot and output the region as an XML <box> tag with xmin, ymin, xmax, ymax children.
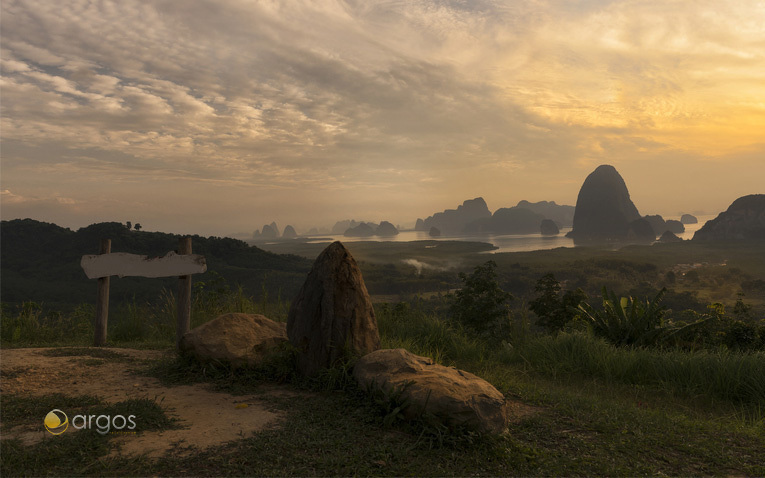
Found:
<box><xmin>1</xmin><ymin>0</ymin><xmax>763</xmax><ymax>235</ymax></box>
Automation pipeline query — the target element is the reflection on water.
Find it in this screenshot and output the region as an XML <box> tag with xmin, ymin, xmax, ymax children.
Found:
<box><xmin>298</xmin><ymin>215</ymin><xmax>716</xmax><ymax>254</ymax></box>
<box><xmin>301</xmin><ymin>229</ymin><xmax>574</xmax><ymax>253</ymax></box>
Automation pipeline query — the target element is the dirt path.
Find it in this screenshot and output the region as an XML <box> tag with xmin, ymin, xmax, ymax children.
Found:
<box><xmin>1</xmin><ymin>347</ymin><xmax>296</xmax><ymax>458</ymax></box>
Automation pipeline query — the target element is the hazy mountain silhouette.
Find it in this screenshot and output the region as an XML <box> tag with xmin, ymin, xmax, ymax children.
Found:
<box><xmin>514</xmin><ymin>200</ymin><xmax>575</xmax><ymax>227</ymax></box>
<box><xmin>567</xmin><ymin>165</ymin><xmax>642</xmax><ymax>244</ymax></box>
<box><xmin>415</xmin><ymin>197</ymin><xmax>491</xmax><ymax>234</ymax></box>
<box><xmin>693</xmin><ymin>194</ymin><xmax>765</xmax><ymax>241</ymax></box>
<box><xmin>464</xmin><ymin>207</ymin><xmax>545</xmax><ymax>234</ymax></box>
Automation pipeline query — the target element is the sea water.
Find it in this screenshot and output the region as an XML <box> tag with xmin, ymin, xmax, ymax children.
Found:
<box><xmin>300</xmin><ymin>215</ymin><xmax>716</xmax><ymax>254</ymax></box>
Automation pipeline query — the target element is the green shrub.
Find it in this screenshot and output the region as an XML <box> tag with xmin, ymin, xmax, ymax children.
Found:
<box><xmin>577</xmin><ymin>288</ymin><xmax>672</xmax><ymax>346</ymax></box>
<box><xmin>449</xmin><ymin>261</ymin><xmax>513</xmax><ymax>339</ymax></box>
<box><xmin>529</xmin><ymin>273</ymin><xmax>588</xmax><ymax>333</ymax></box>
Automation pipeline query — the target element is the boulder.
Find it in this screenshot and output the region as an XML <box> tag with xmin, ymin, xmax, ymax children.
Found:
<box><xmin>693</xmin><ymin>195</ymin><xmax>765</xmax><ymax>241</ymax></box>
<box><xmin>354</xmin><ymin>349</ymin><xmax>508</xmax><ymax>434</ymax></box>
<box><xmin>282</xmin><ymin>225</ymin><xmax>298</xmax><ymax>238</ymax></box>
<box><xmin>681</xmin><ymin>214</ymin><xmax>698</xmax><ymax>224</ymax></box>
<box><xmin>287</xmin><ymin>241</ymin><xmax>380</xmax><ymax>376</ymax></box>
<box><xmin>429</xmin><ymin>226</ymin><xmax>441</xmax><ymax>237</ymax></box>
<box><xmin>180</xmin><ymin>313</ymin><xmax>287</xmax><ymax>368</ymax></box>
<box><xmin>567</xmin><ymin>165</ymin><xmax>642</xmax><ymax>244</ymax></box>
<box><xmin>540</xmin><ymin>219</ymin><xmax>560</xmax><ymax>236</ymax></box>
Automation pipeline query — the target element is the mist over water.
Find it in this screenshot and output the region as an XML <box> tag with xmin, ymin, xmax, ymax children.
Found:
<box><xmin>289</xmin><ymin>216</ymin><xmax>715</xmax><ymax>254</ymax></box>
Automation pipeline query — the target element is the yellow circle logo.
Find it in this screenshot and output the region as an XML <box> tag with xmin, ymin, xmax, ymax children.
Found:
<box><xmin>44</xmin><ymin>409</ymin><xmax>68</xmax><ymax>435</ymax></box>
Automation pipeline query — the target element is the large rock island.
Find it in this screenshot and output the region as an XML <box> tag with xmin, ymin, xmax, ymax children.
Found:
<box><xmin>566</xmin><ymin>165</ymin><xmax>643</xmax><ymax>244</ymax></box>
<box><xmin>692</xmin><ymin>194</ymin><xmax>765</xmax><ymax>241</ymax></box>
<box><xmin>415</xmin><ymin>198</ymin><xmax>492</xmax><ymax>235</ymax></box>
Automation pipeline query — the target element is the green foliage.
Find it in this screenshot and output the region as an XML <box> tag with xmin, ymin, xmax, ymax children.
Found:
<box><xmin>668</xmin><ymin>302</ymin><xmax>765</xmax><ymax>351</ymax></box>
<box><xmin>506</xmin><ymin>331</ymin><xmax>765</xmax><ymax>407</ymax></box>
<box><xmin>529</xmin><ymin>273</ymin><xmax>588</xmax><ymax>332</ymax></box>
<box><xmin>577</xmin><ymin>287</ymin><xmax>673</xmax><ymax>346</ymax></box>
<box><xmin>1</xmin><ymin>301</ymin><xmax>94</xmax><ymax>345</ymax></box>
<box><xmin>449</xmin><ymin>261</ymin><xmax>513</xmax><ymax>338</ymax></box>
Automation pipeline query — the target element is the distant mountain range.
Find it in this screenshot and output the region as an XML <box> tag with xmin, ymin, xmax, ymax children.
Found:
<box><xmin>414</xmin><ymin>198</ymin><xmax>575</xmax><ymax>236</ymax></box>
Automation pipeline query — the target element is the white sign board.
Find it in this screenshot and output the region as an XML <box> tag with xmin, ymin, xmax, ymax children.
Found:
<box><xmin>81</xmin><ymin>251</ymin><xmax>207</xmax><ymax>279</ymax></box>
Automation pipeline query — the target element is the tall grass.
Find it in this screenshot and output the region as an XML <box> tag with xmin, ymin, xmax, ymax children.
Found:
<box><xmin>375</xmin><ymin>302</ymin><xmax>765</xmax><ymax>410</ymax></box>
<box><xmin>1</xmin><ymin>282</ymin><xmax>291</xmax><ymax>347</ymax></box>
<box><xmin>507</xmin><ymin>331</ymin><xmax>765</xmax><ymax>406</ymax></box>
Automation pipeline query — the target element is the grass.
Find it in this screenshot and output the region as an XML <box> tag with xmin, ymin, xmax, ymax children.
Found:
<box><xmin>2</xmin><ymin>275</ymin><xmax>764</xmax><ymax>475</ymax></box>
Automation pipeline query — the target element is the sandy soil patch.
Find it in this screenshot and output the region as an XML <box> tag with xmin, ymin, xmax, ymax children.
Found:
<box><xmin>0</xmin><ymin>347</ymin><xmax>293</xmax><ymax>458</ymax></box>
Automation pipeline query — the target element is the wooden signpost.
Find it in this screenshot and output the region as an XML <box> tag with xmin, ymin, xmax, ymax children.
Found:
<box><xmin>81</xmin><ymin>238</ymin><xmax>207</xmax><ymax>348</ymax></box>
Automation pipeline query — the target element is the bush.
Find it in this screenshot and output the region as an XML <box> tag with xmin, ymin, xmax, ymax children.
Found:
<box><xmin>529</xmin><ymin>273</ymin><xmax>588</xmax><ymax>333</ymax></box>
<box><xmin>449</xmin><ymin>261</ymin><xmax>513</xmax><ymax>339</ymax></box>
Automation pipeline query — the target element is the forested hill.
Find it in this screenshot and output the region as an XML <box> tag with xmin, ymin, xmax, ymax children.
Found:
<box><xmin>1</xmin><ymin>219</ymin><xmax>312</xmax><ymax>308</ymax></box>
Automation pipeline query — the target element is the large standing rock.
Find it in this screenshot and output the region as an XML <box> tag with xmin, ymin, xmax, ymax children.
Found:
<box><xmin>287</xmin><ymin>241</ymin><xmax>380</xmax><ymax>376</ymax></box>
<box><xmin>180</xmin><ymin>313</ymin><xmax>287</xmax><ymax>368</ymax></box>
<box><xmin>567</xmin><ymin>165</ymin><xmax>642</xmax><ymax>244</ymax></box>
<box><xmin>354</xmin><ymin>349</ymin><xmax>508</xmax><ymax>434</ymax></box>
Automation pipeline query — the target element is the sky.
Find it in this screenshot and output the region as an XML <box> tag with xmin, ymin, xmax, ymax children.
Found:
<box><xmin>2</xmin><ymin>0</ymin><xmax>764</xmax><ymax>237</ymax></box>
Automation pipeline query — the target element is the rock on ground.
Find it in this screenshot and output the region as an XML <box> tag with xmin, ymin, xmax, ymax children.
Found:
<box><xmin>353</xmin><ymin>348</ymin><xmax>509</xmax><ymax>434</ymax></box>
<box><xmin>287</xmin><ymin>241</ymin><xmax>380</xmax><ymax>376</ymax></box>
<box><xmin>180</xmin><ymin>313</ymin><xmax>287</xmax><ymax>368</ymax></box>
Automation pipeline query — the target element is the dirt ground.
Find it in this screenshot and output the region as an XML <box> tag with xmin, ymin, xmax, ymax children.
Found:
<box><xmin>1</xmin><ymin>347</ymin><xmax>540</xmax><ymax>461</ymax></box>
<box><xmin>0</xmin><ymin>347</ymin><xmax>297</xmax><ymax>458</ymax></box>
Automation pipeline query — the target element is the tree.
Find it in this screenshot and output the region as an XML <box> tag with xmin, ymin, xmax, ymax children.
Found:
<box><xmin>529</xmin><ymin>273</ymin><xmax>588</xmax><ymax>333</ymax></box>
<box><xmin>449</xmin><ymin>260</ymin><xmax>513</xmax><ymax>337</ymax></box>
<box><xmin>126</xmin><ymin>221</ymin><xmax>132</xmax><ymax>230</ymax></box>
<box><xmin>134</xmin><ymin>223</ymin><xmax>142</xmax><ymax>231</ymax></box>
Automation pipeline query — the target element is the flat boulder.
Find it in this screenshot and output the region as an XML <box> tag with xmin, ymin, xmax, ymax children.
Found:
<box><xmin>180</xmin><ymin>313</ymin><xmax>287</xmax><ymax>368</ymax></box>
<box><xmin>287</xmin><ymin>241</ymin><xmax>380</xmax><ymax>376</ymax></box>
<box><xmin>353</xmin><ymin>348</ymin><xmax>508</xmax><ymax>434</ymax></box>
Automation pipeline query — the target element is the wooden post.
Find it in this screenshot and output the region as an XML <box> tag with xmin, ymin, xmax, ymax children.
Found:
<box><xmin>94</xmin><ymin>239</ymin><xmax>111</xmax><ymax>346</ymax></box>
<box><xmin>177</xmin><ymin>237</ymin><xmax>192</xmax><ymax>349</ymax></box>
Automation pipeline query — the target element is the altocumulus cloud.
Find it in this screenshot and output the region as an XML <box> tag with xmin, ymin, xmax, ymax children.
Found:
<box><xmin>1</xmin><ymin>0</ymin><xmax>764</xmax><ymax>235</ymax></box>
